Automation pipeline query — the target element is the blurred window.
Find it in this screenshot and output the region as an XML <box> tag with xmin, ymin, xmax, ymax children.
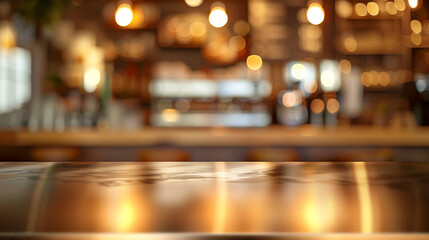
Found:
<box><xmin>0</xmin><ymin>47</ymin><xmax>31</xmax><ymax>114</ymax></box>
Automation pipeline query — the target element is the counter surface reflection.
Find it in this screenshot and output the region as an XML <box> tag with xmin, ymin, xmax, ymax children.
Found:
<box><xmin>0</xmin><ymin>162</ymin><xmax>429</xmax><ymax>235</ymax></box>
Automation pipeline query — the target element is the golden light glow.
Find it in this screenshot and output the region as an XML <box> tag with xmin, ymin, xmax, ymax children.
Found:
<box><xmin>291</xmin><ymin>63</ymin><xmax>306</xmax><ymax>80</ymax></box>
<box><xmin>0</xmin><ymin>21</ymin><xmax>16</xmax><ymax>49</ymax></box>
<box><xmin>411</xmin><ymin>20</ymin><xmax>422</xmax><ymax>33</ymax></box>
<box><xmin>326</xmin><ymin>99</ymin><xmax>340</xmax><ymax>114</ymax></box>
<box><xmin>411</xmin><ymin>33</ymin><xmax>422</xmax><ymax>45</ymax></box>
<box><xmin>311</xmin><ymin>99</ymin><xmax>324</xmax><ymax>114</ymax></box>
<box><xmin>344</xmin><ymin>37</ymin><xmax>357</xmax><ymax>52</ymax></box>
<box><xmin>304</xmin><ymin>79</ymin><xmax>318</xmax><ymax>94</ymax></box>
<box><xmin>370</xmin><ymin>71</ymin><xmax>379</xmax><ymax>86</ymax></box>
<box><xmin>394</xmin><ymin>0</ymin><xmax>406</xmax><ymax>11</ymax></box>
<box><xmin>408</xmin><ymin>0</ymin><xmax>418</xmax><ymax>9</ymax></box>
<box><xmin>379</xmin><ymin>72</ymin><xmax>390</xmax><ymax>86</ymax></box>
<box><xmin>306</xmin><ymin>3</ymin><xmax>325</xmax><ymax>25</ymax></box>
<box><xmin>115</xmin><ymin>4</ymin><xmax>133</xmax><ymax>27</ymax></box>
<box><xmin>335</xmin><ymin>1</ymin><xmax>353</xmax><ymax>18</ymax></box>
<box><xmin>386</xmin><ymin>2</ymin><xmax>398</xmax><ymax>15</ymax></box>
<box><xmin>234</xmin><ymin>20</ymin><xmax>250</xmax><ymax>36</ymax></box>
<box><xmin>213</xmin><ymin>162</ymin><xmax>227</xmax><ymax>233</ymax></box>
<box><xmin>184</xmin><ymin>0</ymin><xmax>204</xmax><ymax>7</ymax></box>
<box><xmin>282</xmin><ymin>92</ymin><xmax>298</xmax><ymax>107</ymax></box>
<box><xmin>229</xmin><ymin>36</ymin><xmax>246</xmax><ymax>51</ymax></box>
<box><xmin>116</xmin><ymin>198</ymin><xmax>137</xmax><ymax>232</ymax></box>
<box><xmin>361</xmin><ymin>72</ymin><xmax>372</xmax><ymax>87</ymax></box>
<box><xmin>209</xmin><ymin>7</ymin><xmax>228</xmax><ymax>28</ymax></box>
<box><xmin>355</xmin><ymin>3</ymin><xmax>367</xmax><ymax>17</ymax></box>
<box><xmin>246</xmin><ymin>55</ymin><xmax>263</xmax><ymax>70</ymax></box>
<box><xmin>353</xmin><ymin>162</ymin><xmax>373</xmax><ymax>233</ymax></box>
<box><xmin>367</xmin><ymin>2</ymin><xmax>379</xmax><ymax>16</ymax></box>
<box><xmin>83</xmin><ymin>68</ymin><xmax>101</xmax><ymax>93</ymax></box>
<box><xmin>162</xmin><ymin>109</ymin><xmax>179</xmax><ymax>122</ymax></box>
<box><xmin>321</xmin><ymin>70</ymin><xmax>335</xmax><ymax>88</ymax></box>
<box><xmin>190</xmin><ymin>21</ymin><xmax>207</xmax><ymax>38</ymax></box>
<box><xmin>339</xmin><ymin>59</ymin><xmax>352</xmax><ymax>74</ymax></box>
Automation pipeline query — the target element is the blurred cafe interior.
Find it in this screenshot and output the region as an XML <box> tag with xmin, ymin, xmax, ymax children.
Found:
<box><xmin>2</xmin><ymin>0</ymin><xmax>429</xmax><ymax>239</ymax></box>
<box><xmin>0</xmin><ymin>0</ymin><xmax>429</xmax><ymax>162</ymax></box>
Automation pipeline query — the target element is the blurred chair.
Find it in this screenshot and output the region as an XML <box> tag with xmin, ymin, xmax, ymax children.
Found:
<box><xmin>335</xmin><ymin>148</ymin><xmax>394</xmax><ymax>162</ymax></box>
<box><xmin>137</xmin><ymin>148</ymin><xmax>190</xmax><ymax>161</ymax></box>
<box><xmin>247</xmin><ymin>148</ymin><xmax>300</xmax><ymax>162</ymax></box>
<box><xmin>31</xmin><ymin>147</ymin><xmax>81</xmax><ymax>162</ymax></box>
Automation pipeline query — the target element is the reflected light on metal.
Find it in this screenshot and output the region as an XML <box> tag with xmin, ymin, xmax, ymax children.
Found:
<box><xmin>353</xmin><ymin>162</ymin><xmax>373</xmax><ymax>233</ymax></box>
<box><xmin>213</xmin><ymin>162</ymin><xmax>227</xmax><ymax>233</ymax></box>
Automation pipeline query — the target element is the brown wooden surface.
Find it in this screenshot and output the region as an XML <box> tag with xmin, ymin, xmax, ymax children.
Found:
<box><xmin>1</xmin><ymin>125</ymin><xmax>429</xmax><ymax>147</ymax></box>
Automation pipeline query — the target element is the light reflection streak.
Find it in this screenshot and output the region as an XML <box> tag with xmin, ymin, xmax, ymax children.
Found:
<box><xmin>353</xmin><ymin>162</ymin><xmax>373</xmax><ymax>233</ymax></box>
<box><xmin>302</xmin><ymin>167</ymin><xmax>337</xmax><ymax>232</ymax></box>
<box><xmin>213</xmin><ymin>162</ymin><xmax>227</xmax><ymax>233</ymax></box>
<box><xmin>26</xmin><ymin>163</ymin><xmax>55</xmax><ymax>231</ymax></box>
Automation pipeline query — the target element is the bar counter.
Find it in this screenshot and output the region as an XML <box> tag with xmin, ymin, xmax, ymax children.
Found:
<box><xmin>1</xmin><ymin>125</ymin><xmax>429</xmax><ymax>147</ymax></box>
<box><xmin>0</xmin><ymin>162</ymin><xmax>428</xmax><ymax>239</ymax></box>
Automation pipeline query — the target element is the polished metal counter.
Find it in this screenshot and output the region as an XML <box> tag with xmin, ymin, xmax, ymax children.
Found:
<box><xmin>0</xmin><ymin>162</ymin><xmax>428</xmax><ymax>239</ymax></box>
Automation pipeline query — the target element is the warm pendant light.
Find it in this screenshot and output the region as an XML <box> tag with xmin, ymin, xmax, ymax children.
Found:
<box><xmin>306</xmin><ymin>1</ymin><xmax>325</xmax><ymax>25</ymax></box>
<box><xmin>209</xmin><ymin>2</ymin><xmax>228</xmax><ymax>28</ymax></box>
<box><xmin>115</xmin><ymin>0</ymin><xmax>133</xmax><ymax>27</ymax></box>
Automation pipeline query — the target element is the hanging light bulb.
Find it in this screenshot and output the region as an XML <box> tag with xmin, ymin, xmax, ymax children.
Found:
<box><xmin>115</xmin><ymin>1</ymin><xmax>133</xmax><ymax>27</ymax></box>
<box><xmin>408</xmin><ymin>0</ymin><xmax>418</xmax><ymax>9</ymax></box>
<box><xmin>306</xmin><ymin>2</ymin><xmax>325</xmax><ymax>25</ymax></box>
<box><xmin>184</xmin><ymin>0</ymin><xmax>204</xmax><ymax>7</ymax></box>
<box><xmin>209</xmin><ymin>3</ymin><xmax>228</xmax><ymax>28</ymax></box>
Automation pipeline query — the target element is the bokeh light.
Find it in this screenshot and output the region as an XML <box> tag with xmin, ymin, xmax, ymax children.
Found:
<box><xmin>209</xmin><ymin>7</ymin><xmax>228</xmax><ymax>28</ymax></box>
<box><xmin>190</xmin><ymin>21</ymin><xmax>207</xmax><ymax>37</ymax></box>
<box><xmin>335</xmin><ymin>1</ymin><xmax>353</xmax><ymax>18</ymax></box>
<box><xmin>162</xmin><ymin>109</ymin><xmax>179</xmax><ymax>123</ymax></box>
<box><xmin>355</xmin><ymin>3</ymin><xmax>367</xmax><ymax>17</ymax></box>
<box><xmin>408</xmin><ymin>0</ymin><xmax>418</xmax><ymax>9</ymax></box>
<box><xmin>340</xmin><ymin>59</ymin><xmax>352</xmax><ymax>74</ymax></box>
<box><xmin>367</xmin><ymin>2</ymin><xmax>379</xmax><ymax>16</ymax></box>
<box><xmin>311</xmin><ymin>99</ymin><xmax>324</xmax><ymax>114</ymax></box>
<box><xmin>184</xmin><ymin>0</ymin><xmax>203</xmax><ymax>7</ymax></box>
<box><xmin>386</xmin><ymin>2</ymin><xmax>398</xmax><ymax>15</ymax></box>
<box><xmin>326</xmin><ymin>99</ymin><xmax>340</xmax><ymax>114</ymax></box>
<box><xmin>83</xmin><ymin>68</ymin><xmax>101</xmax><ymax>93</ymax></box>
<box><xmin>229</xmin><ymin>36</ymin><xmax>246</xmax><ymax>51</ymax></box>
<box><xmin>234</xmin><ymin>20</ymin><xmax>250</xmax><ymax>36</ymax></box>
<box><xmin>115</xmin><ymin>4</ymin><xmax>133</xmax><ymax>27</ymax></box>
<box><xmin>411</xmin><ymin>33</ymin><xmax>422</xmax><ymax>45</ymax></box>
<box><xmin>306</xmin><ymin>3</ymin><xmax>325</xmax><ymax>25</ymax></box>
<box><xmin>291</xmin><ymin>63</ymin><xmax>306</xmax><ymax>80</ymax></box>
<box><xmin>361</xmin><ymin>72</ymin><xmax>372</xmax><ymax>87</ymax></box>
<box><xmin>394</xmin><ymin>0</ymin><xmax>406</xmax><ymax>11</ymax></box>
<box><xmin>247</xmin><ymin>55</ymin><xmax>263</xmax><ymax>70</ymax></box>
<box><xmin>344</xmin><ymin>37</ymin><xmax>357</xmax><ymax>52</ymax></box>
<box><xmin>379</xmin><ymin>72</ymin><xmax>390</xmax><ymax>86</ymax></box>
<box><xmin>321</xmin><ymin>71</ymin><xmax>335</xmax><ymax>88</ymax></box>
<box><xmin>0</xmin><ymin>21</ymin><xmax>16</xmax><ymax>49</ymax></box>
<box><xmin>411</xmin><ymin>20</ymin><xmax>422</xmax><ymax>33</ymax></box>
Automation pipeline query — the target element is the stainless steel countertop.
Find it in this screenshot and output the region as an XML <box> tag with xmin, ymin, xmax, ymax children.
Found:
<box><xmin>0</xmin><ymin>162</ymin><xmax>428</xmax><ymax>239</ymax></box>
